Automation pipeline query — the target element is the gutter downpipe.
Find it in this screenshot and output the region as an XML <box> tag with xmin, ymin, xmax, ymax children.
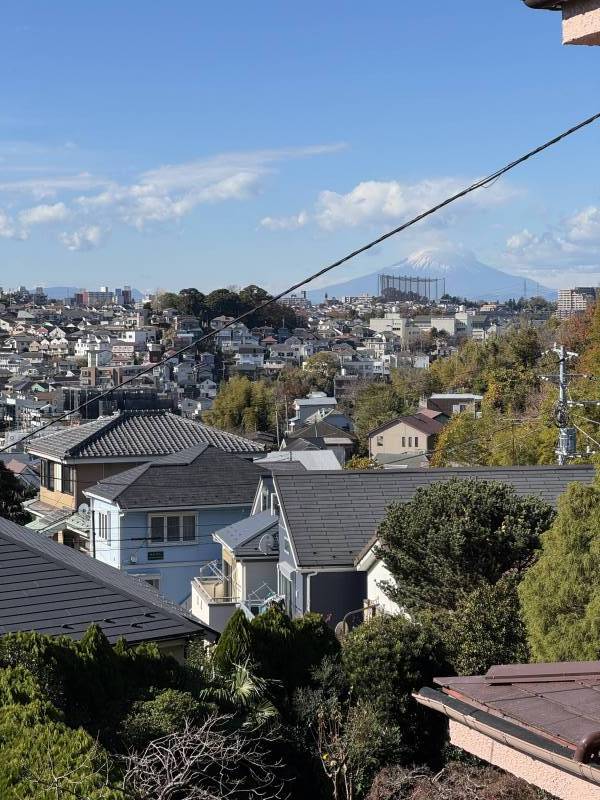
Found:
<box><xmin>414</xmin><ymin>691</ymin><xmax>600</xmax><ymax>785</ymax></box>
<box><xmin>305</xmin><ymin>571</ymin><xmax>318</xmax><ymax>612</ymax></box>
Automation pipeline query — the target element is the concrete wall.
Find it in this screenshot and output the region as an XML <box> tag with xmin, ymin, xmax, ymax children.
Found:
<box><xmin>449</xmin><ymin>720</ymin><xmax>600</xmax><ymax>800</ymax></box>
<box><xmin>563</xmin><ymin>0</ymin><xmax>600</xmax><ymax>46</ymax></box>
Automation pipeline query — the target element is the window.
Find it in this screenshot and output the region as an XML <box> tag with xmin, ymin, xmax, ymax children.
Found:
<box><xmin>41</xmin><ymin>460</ymin><xmax>55</xmax><ymax>490</ymax></box>
<box><xmin>401</xmin><ymin>437</ymin><xmax>406</xmax><ymax>448</ymax></box>
<box><xmin>62</xmin><ymin>465</ymin><xmax>74</xmax><ymax>495</ymax></box>
<box><xmin>222</xmin><ymin>559</ymin><xmax>232</xmax><ymax>598</ymax></box>
<box><xmin>150</xmin><ymin>517</ymin><xmax>164</xmax><ymax>543</ymax></box>
<box><xmin>376</xmin><ymin>435</ymin><xmax>384</xmax><ymax>447</ymax></box>
<box><xmin>408</xmin><ymin>437</ymin><xmax>413</xmax><ymax>447</ymax></box>
<box><xmin>148</xmin><ymin>513</ymin><xmax>197</xmax><ymax>544</ymax></box>
<box><xmin>182</xmin><ymin>515</ymin><xmax>196</xmax><ymax>541</ymax></box>
<box><xmin>414</xmin><ymin>436</ymin><xmax>419</xmax><ymax>448</ymax></box>
<box><xmin>96</xmin><ymin>512</ymin><xmax>109</xmax><ymax>543</ymax></box>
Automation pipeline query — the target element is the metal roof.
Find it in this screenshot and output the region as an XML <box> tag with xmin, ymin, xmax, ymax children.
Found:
<box><xmin>0</xmin><ymin>517</ymin><xmax>214</xmax><ymax>644</ymax></box>
<box><xmin>213</xmin><ymin>510</ymin><xmax>279</xmax><ymax>559</ymax></box>
<box><xmin>430</xmin><ymin>660</ymin><xmax>600</xmax><ymax>761</ymax></box>
<box><xmin>274</xmin><ymin>465</ymin><xmax>595</xmax><ymax>568</ymax></box>
<box><xmin>27</xmin><ymin>410</ymin><xmax>264</xmax><ymax>459</ymax></box>
<box><xmin>84</xmin><ymin>445</ymin><xmax>265</xmax><ymax>509</ymax></box>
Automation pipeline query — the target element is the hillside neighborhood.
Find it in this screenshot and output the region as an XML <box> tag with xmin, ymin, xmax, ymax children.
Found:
<box><xmin>3</xmin><ymin>2</ymin><xmax>600</xmax><ymax>799</ymax></box>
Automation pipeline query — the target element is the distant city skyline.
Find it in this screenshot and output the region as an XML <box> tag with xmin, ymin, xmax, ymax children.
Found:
<box><xmin>2</xmin><ymin>1</ymin><xmax>600</xmax><ymax>292</ymax></box>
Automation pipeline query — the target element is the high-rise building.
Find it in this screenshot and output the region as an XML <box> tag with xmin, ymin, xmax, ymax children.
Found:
<box><xmin>557</xmin><ymin>287</ymin><xmax>597</xmax><ymax>319</ymax></box>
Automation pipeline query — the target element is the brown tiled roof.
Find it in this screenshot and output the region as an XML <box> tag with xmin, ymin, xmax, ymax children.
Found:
<box><xmin>428</xmin><ymin>661</ymin><xmax>600</xmax><ymax>761</ymax></box>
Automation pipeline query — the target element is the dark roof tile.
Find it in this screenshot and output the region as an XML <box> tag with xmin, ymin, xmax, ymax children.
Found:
<box><xmin>27</xmin><ymin>410</ymin><xmax>264</xmax><ymax>459</ymax></box>
<box><xmin>275</xmin><ymin>465</ymin><xmax>595</xmax><ymax>568</ymax></box>
<box><xmin>0</xmin><ymin>518</ymin><xmax>214</xmax><ymax>644</ymax></box>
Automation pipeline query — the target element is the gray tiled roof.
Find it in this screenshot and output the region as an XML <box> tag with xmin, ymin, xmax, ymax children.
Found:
<box><xmin>85</xmin><ymin>445</ymin><xmax>265</xmax><ymax>509</ymax></box>
<box><xmin>0</xmin><ymin>517</ymin><xmax>214</xmax><ymax>643</ymax></box>
<box><xmin>274</xmin><ymin>465</ymin><xmax>596</xmax><ymax>568</ymax></box>
<box><xmin>27</xmin><ymin>410</ymin><xmax>264</xmax><ymax>459</ymax></box>
<box><xmin>213</xmin><ymin>510</ymin><xmax>279</xmax><ymax>559</ymax></box>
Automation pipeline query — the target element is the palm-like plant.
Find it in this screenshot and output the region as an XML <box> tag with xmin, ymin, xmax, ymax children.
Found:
<box><xmin>199</xmin><ymin>660</ymin><xmax>279</xmax><ymax>729</ymax></box>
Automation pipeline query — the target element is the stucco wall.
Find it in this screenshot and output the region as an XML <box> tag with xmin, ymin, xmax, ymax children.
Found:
<box><xmin>563</xmin><ymin>0</ymin><xmax>600</xmax><ymax>46</ymax></box>
<box><xmin>449</xmin><ymin>720</ymin><xmax>600</xmax><ymax>800</ymax></box>
<box><xmin>369</xmin><ymin>420</ymin><xmax>429</xmax><ymax>458</ymax></box>
<box><xmin>366</xmin><ymin>559</ymin><xmax>401</xmax><ymax>615</ymax></box>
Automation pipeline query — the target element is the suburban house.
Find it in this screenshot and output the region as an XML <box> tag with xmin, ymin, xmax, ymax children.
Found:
<box><xmin>288</xmin><ymin>392</ymin><xmax>338</xmax><ymax>432</ymax></box>
<box><xmin>191</xmin><ymin>510</ymin><xmax>279</xmax><ymax>632</ymax></box>
<box><xmin>367</xmin><ymin>408</ymin><xmax>448</xmax><ymax>465</ymax></box>
<box><xmin>415</xmin><ymin>660</ymin><xmax>600</xmax><ymax>800</ymax></box>
<box><xmin>272</xmin><ymin>465</ymin><xmax>596</xmax><ymax>629</ymax></box>
<box><xmin>25</xmin><ymin>409</ymin><xmax>264</xmax><ymax>551</ymax></box>
<box><xmin>524</xmin><ymin>0</ymin><xmax>600</xmax><ymax>47</ymax></box>
<box><xmin>424</xmin><ymin>392</ymin><xmax>483</xmax><ymax>416</ymax></box>
<box><xmin>0</xmin><ymin>517</ymin><xmax>215</xmax><ymax>661</ymax></box>
<box><xmin>354</xmin><ymin>535</ymin><xmax>401</xmax><ymax>616</ymax></box>
<box><xmin>83</xmin><ymin>443</ymin><xmax>265</xmax><ymax>606</ymax></box>
<box><xmin>281</xmin><ymin>418</ymin><xmax>357</xmax><ymax>464</ymax></box>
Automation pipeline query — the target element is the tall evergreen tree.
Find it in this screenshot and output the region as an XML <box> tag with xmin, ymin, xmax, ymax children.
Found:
<box><xmin>0</xmin><ymin>462</ymin><xmax>32</xmax><ymax>524</ymax></box>
<box><xmin>520</xmin><ymin>478</ymin><xmax>600</xmax><ymax>662</ymax></box>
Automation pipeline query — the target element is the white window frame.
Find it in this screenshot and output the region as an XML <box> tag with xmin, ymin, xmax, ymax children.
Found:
<box><xmin>147</xmin><ymin>513</ymin><xmax>197</xmax><ymax>545</ymax></box>
<box><xmin>96</xmin><ymin>511</ymin><xmax>110</xmax><ymax>543</ymax></box>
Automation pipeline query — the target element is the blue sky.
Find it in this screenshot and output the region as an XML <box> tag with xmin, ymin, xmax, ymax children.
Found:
<box><xmin>1</xmin><ymin>0</ymin><xmax>600</xmax><ymax>294</ymax></box>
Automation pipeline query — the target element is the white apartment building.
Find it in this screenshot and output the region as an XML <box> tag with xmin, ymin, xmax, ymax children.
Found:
<box><xmin>557</xmin><ymin>287</ymin><xmax>596</xmax><ymax>319</ymax></box>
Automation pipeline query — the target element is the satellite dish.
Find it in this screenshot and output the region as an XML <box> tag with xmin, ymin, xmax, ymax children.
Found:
<box><xmin>258</xmin><ymin>533</ymin><xmax>276</xmax><ymax>555</ymax></box>
<box><xmin>77</xmin><ymin>503</ymin><xmax>90</xmax><ymax>514</ymax></box>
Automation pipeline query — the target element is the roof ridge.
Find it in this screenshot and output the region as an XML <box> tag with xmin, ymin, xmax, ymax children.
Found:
<box><xmin>64</xmin><ymin>413</ymin><xmax>122</xmax><ymax>457</ymax></box>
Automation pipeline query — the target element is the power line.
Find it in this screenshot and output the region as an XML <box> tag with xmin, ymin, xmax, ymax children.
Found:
<box><xmin>3</xmin><ymin>110</ymin><xmax>600</xmax><ymax>455</ymax></box>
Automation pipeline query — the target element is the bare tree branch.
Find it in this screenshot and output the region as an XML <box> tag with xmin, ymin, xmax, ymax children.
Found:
<box><xmin>123</xmin><ymin>714</ymin><xmax>287</xmax><ymax>800</ymax></box>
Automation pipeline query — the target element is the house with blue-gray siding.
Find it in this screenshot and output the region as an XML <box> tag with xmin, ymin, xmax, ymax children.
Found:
<box><xmin>84</xmin><ymin>443</ymin><xmax>265</xmax><ymax>605</ymax></box>
<box><xmin>271</xmin><ymin>465</ymin><xmax>597</xmax><ymax>629</ymax></box>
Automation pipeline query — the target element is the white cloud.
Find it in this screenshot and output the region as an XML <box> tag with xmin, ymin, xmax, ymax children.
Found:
<box><xmin>74</xmin><ymin>144</ymin><xmax>346</xmax><ymax>231</ymax></box>
<box><xmin>59</xmin><ymin>225</ymin><xmax>107</xmax><ymax>251</ymax></box>
<box><xmin>19</xmin><ymin>201</ymin><xmax>69</xmax><ymax>226</ymax></box>
<box><xmin>0</xmin><ymin>209</ymin><xmax>16</xmax><ymax>239</ymax></box>
<box><xmin>0</xmin><ymin>143</ymin><xmax>345</xmax><ymax>247</ymax></box>
<box><xmin>261</xmin><ymin>176</ymin><xmax>516</xmax><ymax>233</ymax></box>
<box><xmin>0</xmin><ymin>172</ymin><xmax>111</xmax><ymax>199</ymax></box>
<box><xmin>260</xmin><ymin>210</ymin><xmax>309</xmax><ymax>231</ymax></box>
<box><xmin>505</xmin><ymin>205</ymin><xmax>600</xmax><ymax>267</ymax></box>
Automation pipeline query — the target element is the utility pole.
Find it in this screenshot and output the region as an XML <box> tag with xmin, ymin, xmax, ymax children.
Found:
<box><xmin>552</xmin><ymin>344</ymin><xmax>577</xmax><ymax>465</ymax></box>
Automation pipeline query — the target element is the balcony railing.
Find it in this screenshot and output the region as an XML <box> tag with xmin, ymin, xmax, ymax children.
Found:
<box><xmin>194</xmin><ymin>560</ymin><xmax>239</xmax><ymax>604</ymax></box>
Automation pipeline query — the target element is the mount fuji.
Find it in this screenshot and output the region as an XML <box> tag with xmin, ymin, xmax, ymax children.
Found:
<box><xmin>306</xmin><ymin>246</ymin><xmax>552</xmax><ymax>302</ymax></box>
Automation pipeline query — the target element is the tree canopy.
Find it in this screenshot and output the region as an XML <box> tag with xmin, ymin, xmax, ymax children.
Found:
<box><xmin>203</xmin><ymin>375</ymin><xmax>275</xmax><ymax>434</ymax></box>
<box><xmin>519</xmin><ymin>478</ymin><xmax>600</xmax><ymax>662</ymax></box>
<box><xmin>0</xmin><ymin>462</ymin><xmax>33</xmax><ymax>525</ymax></box>
<box><xmin>377</xmin><ymin>478</ymin><xmax>555</xmax><ymax>613</ymax></box>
